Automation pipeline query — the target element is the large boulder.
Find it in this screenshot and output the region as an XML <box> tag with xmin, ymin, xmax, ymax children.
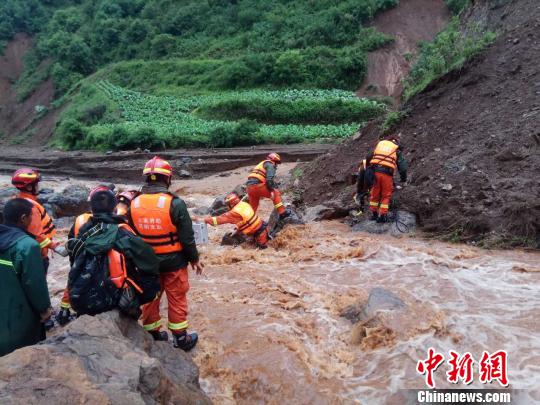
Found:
<box><xmin>0</xmin><ymin>311</ymin><xmax>211</xmax><ymax>405</ymax></box>
<box><xmin>267</xmin><ymin>206</ymin><xmax>304</xmax><ymax>236</ymax></box>
<box><xmin>41</xmin><ymin>185</ymin><xmax>91</xmax><ymax>218</ymax></box>
<box><xmin>351</xmin><ymin>210</ymin><xmax>417</xmax><ymax>235</ymax></box>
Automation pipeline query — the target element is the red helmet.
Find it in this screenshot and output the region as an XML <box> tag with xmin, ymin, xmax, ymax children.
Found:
<box><xmin>12</xmin><ymin>168</ymin><xmax>41</xmax><ymax>190</ymax></box>
<box><xmin>267</xmin><ymin>152</ymin><xmax>281</xmax><ymax>164</ymax></box>
<box><xmin>88</xmin><ymin>185</ymin><xmax>115</xmax><ymax>201</ymax></box>
<box><xmin>143</xmin><ymin>156</ymin><xmax>173</xmax><ymax>178</ymax></box>
<box><xmin>117</xmin><ymin>190</ymin><xmax>138</xmax><ymax>204</ymax></box>
<box><xmin>225</xmin><ymin>193</ymin><xmax>241</xmax><ymax>208</ymax></box>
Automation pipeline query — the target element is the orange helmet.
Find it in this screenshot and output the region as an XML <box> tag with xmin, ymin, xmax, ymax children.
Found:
<box><xmin>12</xmin><ymin>168</ymin><xmax>41</xmax><ymax>190</ymax></box>
<box><xmin>117</xmin><ymin>190</ymin><xmax>138</xmax><ymax>205</ymax></box>
<box><xmin>143</xmin><ymin>156</ymin><xmax>173</xmax><ymax>178</ymax></box>
<box><xmin>225</xmin><ymin>193</ymin><xmax>241</xmax><ymax>208</ymax></box>
<box><xmin>267</xmin><ymin>152</ymin><xmax>281</xmax><ymax>164</ymax></box>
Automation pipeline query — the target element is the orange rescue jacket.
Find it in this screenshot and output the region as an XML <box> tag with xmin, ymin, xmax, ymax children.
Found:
<box><xmin>248</xmin><ymin>160</ymin><xmax>273</xmax><ymax>184</ymax></box>
<box><xmin>130</xmin><ymin>193</ymin><xmax>183</xmax><ymax>255</ymax></box>
<box><xmin>370</xmin><ymin>140</ymin><xmax>398</xmax><ymax>170</ymax></box>
<box><xmin>18</xmin><ymin>192</ymin><xmax>56</xmax><ymax>255</ymax></box>
<box><xmin>107</xmin><ymin>223</ymin><xmax>143</xmax><ymax>293</ymax></box>
<box><xmin>232</xmin><ymin>201</ymin><xmax>263</xmax><ymax>235</ymax></box>
<box><xmin>73</xmin><ymin>213</ymin><xmax>92</xmax><ymax>237</ymax></box>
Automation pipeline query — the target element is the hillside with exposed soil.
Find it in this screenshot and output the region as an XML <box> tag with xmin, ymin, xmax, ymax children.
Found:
<box><xmin>300</xmin><ymin>0</ymin><xmax>540</xmax><ymax>247</ymax></box>
<box><xmin>357</xmin><ymin>0</ymin><xmax>450</xmax><ymax>99</ymax></box>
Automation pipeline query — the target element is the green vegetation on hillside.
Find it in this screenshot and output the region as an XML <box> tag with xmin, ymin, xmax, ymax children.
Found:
<box><xmin>2</xmin><ymin>0</ymin><xmax>399</xmax><ymax>149</ymax></box>
<box><xmin>57</xmin><ymin>81</ymin><xmax>386</xmax><ymax>150</ymax></box>
<box><xmin>3</xmin><ymin>0</ymin><xmax>398</xmax><ymax>97</ymax></box>
<box><xmin>402</xmin><ymin>18</ymin><xmax>496</xmax><ymax>101</ymax></box>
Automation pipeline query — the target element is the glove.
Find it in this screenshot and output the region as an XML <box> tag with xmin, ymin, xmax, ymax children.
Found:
<box><xmin>400</xmin><ymin>175</ymin><xmax>407</xmax><ymax>183</ymax></box>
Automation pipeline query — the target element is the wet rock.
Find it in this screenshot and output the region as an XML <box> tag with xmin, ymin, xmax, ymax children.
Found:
<box><xmin>43</xmin><ymin>185</ymin><xmax>91</xmax><ymax>217</ymax></box>
<box><xmin>178</xmin><ymin>169</ymin><xmax>192</xmax><ymax>178</ymax></box>
<box><xmin>352</xmin><ymin>210</ymin><xmax>416</xmax><ymax>235</ymax></box>
<box><xmin>209</xmin><ymin>184</ymin><xmax>247</xmax><ymax>216</ymax></box>
<box><xmin>341</xmin><ymin>288</ymin><xmax>406</xmax><ymax>324</ymax></box>
<box><xmin>303</xmin><ymin>203</ymin><xmax>349</xmax><ymax>222</ymax></box>
<box><xmin>0</xmin><ymin>311</ymin><xmax>211</xmax><ymax>404</ymax></box>
<box><xmin>267</xmin><ymin>206</ymin><xmax>304</xmax><ymax>236</ymax></box>
<box><xmin>209</xmin><ymin>196</ymin><xmax>227</xmax><ymax>216</ymax></box>
<box><xmin>221</xmin><ymin>231</ymin><xmax>247</xmax><ymax>246</ymax></box>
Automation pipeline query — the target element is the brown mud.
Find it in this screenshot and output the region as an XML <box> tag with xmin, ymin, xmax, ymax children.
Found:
<box><xmin>0</xmin><ymin>144</ymin><xmax>331</xmax><ymax>182</ymax></box>
<box><xmin>302</xmin><ymin>0</ymin><xmax>540</xmax><ymax>247</ymax></box>
<box><xmin>21</xmin><ymin>166</ymin><xmax>540</xmax><ymax>404</ymax></box>
<box><xmin>357</xmin><ymin>0</ymin><xmax>450</xmax><ymax>100</ymax></box>
<box><xmin>0</xmin><ymin>33</ymin><xmax>59</xmax><ymax>145</ymax></box>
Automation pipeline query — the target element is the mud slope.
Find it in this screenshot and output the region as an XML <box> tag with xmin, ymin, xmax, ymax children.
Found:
<box><xmin>301</xmin><ymin>0</ymin><xmax>540</xmax><ymax>247</ymax></box>
<box><xmin>0</xmin><ymin>144</ymin><xmax>332</xmax><ymax>182</ymax></box>
<box><xmin>0</xmin><ymin>33</ymin><xmax>59</xmax><ymax>145</ymax></box>
<box><xmin>357</xmin><ymin>0</ymin><xmax>450</xmax><ymax>100</ymax></box>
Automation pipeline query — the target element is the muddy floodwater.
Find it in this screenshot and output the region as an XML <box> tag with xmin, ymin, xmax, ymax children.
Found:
<box><xmin>4</xmin><ymin>167</ymin><xmax>538</xmax><ymax>404</ymax></box>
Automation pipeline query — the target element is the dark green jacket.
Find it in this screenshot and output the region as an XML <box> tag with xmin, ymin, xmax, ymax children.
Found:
<box><xmin>130</xmin><ymin>185</ymin><xmax>199</xmax><ymax>273</ymax></box>
<box><xmin>69</xmin><ymin>213</ymin><xmax>159</xmax><ymax>276</ymax></box>
<box><xmin>0</xmin><ymin>224</ymin><xmax>50</xmax><ymax>357</ymax></box>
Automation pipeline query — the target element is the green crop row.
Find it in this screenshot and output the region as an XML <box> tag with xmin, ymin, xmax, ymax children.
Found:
<box><xmin>57</xmin><ymin>81</ymin><xmax>382</xmax><ymax>150</ymax></box>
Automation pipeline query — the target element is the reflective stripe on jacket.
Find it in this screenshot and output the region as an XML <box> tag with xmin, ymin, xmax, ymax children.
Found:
<box><xmin>130</xmin><ymin>193</ymin><xmax>183</xmax><ymax>255</ymax></box>
<box><xmin>231</xmin><ymin>201</ymin><xmax>263</xmax><ymax>235</ymax></box>
<box><xmin>370</xmin><ymin>140</ymin><xmax>398</xmax><ymax>170</ymax></box>
<box><xmin>19</xmin><ymin>193</ymin><xmax>56</xmax><ymax>251</ymax></box>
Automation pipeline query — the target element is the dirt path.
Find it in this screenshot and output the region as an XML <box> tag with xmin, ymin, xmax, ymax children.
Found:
<box><xmin>0</xmin><ymin>144</ymin><xmax>331</xmax><ymax>181</ymax></box>
<box><xmin>357</xmin><ymin>0</ymin><xmax>450</xmax><ymax>100</ymax></box>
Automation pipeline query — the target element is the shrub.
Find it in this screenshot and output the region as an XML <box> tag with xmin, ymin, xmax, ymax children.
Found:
<box><xmin>402</xmin><ymin>18</ymin><xmax>496</xmax><ymax>100</ymax></box>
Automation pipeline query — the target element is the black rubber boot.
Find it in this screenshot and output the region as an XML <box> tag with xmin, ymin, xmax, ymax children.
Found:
<box><xmin>149</xmin><ymin>330</ymin><xmax>169</xmax><ymax>342</ymax></box>
<box><xmin>370</xmin><ymin>212</ymin><xmax>379</xmax><ymax>221</ymax></box>
<box><xmin>55</xmin><ymin>308</ymin><xmax>72</xmax><ymax>326</ymax></box>
<box><xmin>173</xmin><ymin>331</ymin><xmax>198</xmax><ymax>352</ymax></box>
<box><xmin>377</xmin><ymin>214</ymin><xmax>388</xmax><ymax>223</ymax></box>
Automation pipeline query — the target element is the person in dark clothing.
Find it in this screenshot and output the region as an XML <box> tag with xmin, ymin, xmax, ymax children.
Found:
<box><xmin>366</xmin><ymin>136</ymin><xmax>408</xmax><ymax>223</ymax></box>
<box><xmin>129</xmin><ymin>156</ymin><xmax>203</xmax><ymax>351</ymax></box>
<box><xmin>67</xmin><ymin>186</ymin><xmax>160</xmax><ymax>319</ymax></box>
<box><xmin>0</xmin><ymin>198</ymin><xmax>52</xmax><ymax>356</ymax></box>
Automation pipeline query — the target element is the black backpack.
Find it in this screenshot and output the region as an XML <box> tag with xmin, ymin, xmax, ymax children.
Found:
<box><xmin>68</xmin><ymin>223</ymin><xmax>159</xmax><ymax>318</ymax></box>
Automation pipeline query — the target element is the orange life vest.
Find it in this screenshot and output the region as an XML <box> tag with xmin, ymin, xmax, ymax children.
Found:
<box><xmin>74</xmin><ymin>213</ymin><xmax>92</xmax><ymax>237</ymax></box>
<box><xmin>231</xmin><ymin>201</ymin><xmax>263</xmax><ymax>235</ymax></box>
<box><xmin>130</xmin><ymin>193</ymin><xmax>183</xmax><ymax>255</ymax></box>
<box><xmin>107</xmin><ymin>223</ymin><xmax>142</xmax><ymax>293</ymax></box>
<box><xmin>248</xmin><ymin>160</ymin><xmax>273</xmax><ymax>184</ymax></box>
<box><xmin>370</xmin><ymin>140</ymin><xmax>398</xmax><ymax>170</ymax></box>
<box><xmin>19</xmin><ymin>193</ymin><xmax>56</xmax><ymax>250</ymax></box>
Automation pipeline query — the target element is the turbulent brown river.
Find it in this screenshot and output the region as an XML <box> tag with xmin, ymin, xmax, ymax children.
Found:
<box><xmin>4</xmin><ymin>166</ymin><xmax>538</xmax><ymax>404</ymax></box>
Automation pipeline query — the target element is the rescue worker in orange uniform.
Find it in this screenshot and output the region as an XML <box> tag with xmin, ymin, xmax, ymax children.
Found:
<box><xmin>11</xmin><ymin>168</ymin><xmax>59</xmax><ymax>272</ymax></box>
<box><xmin>203</xmin><ymin>193</ymin><xmax>269</xmax><ymax>249</ymax></box>
<box><xmin>367</xmin><ymin>136</ymin><xmax>408</xmax><ymax>223</ymax></box>
<box><xmin>129</xmin><ymin>156</ymin><xmax>203</xmax><ymax>351</ymax></box>
<box><xmin>246</xmin><ymin>153</ymin><xmax>290</xmax><ymax>219</ymax></box>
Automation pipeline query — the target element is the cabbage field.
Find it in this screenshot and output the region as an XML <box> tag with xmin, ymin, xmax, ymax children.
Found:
<box><xmin>57</xmin><ymin>81</ymin><xmax>387</xmax><ymax>150</ymax></box>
